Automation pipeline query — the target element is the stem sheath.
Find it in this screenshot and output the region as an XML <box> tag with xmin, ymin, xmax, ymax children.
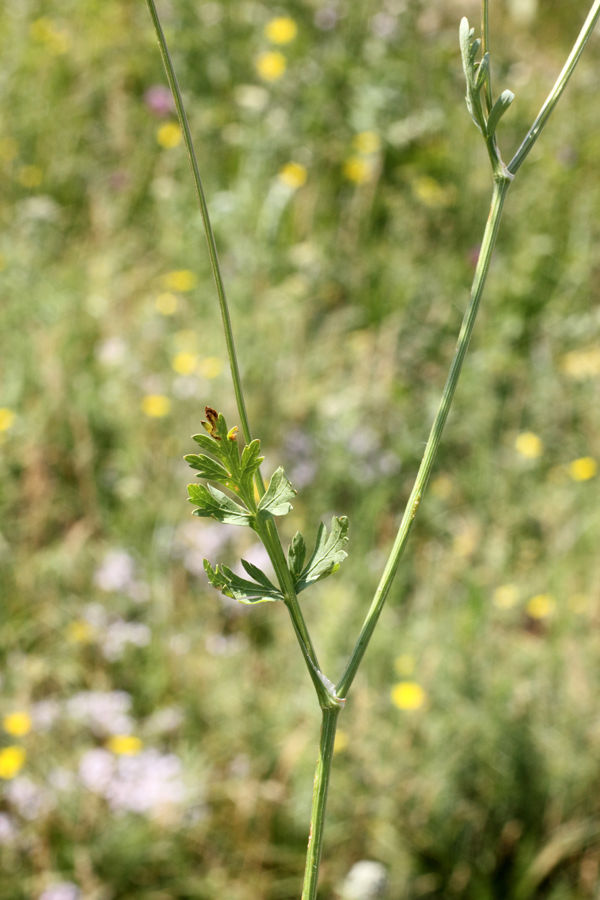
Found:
<box><xmin>337</xmin><ymin>177</ymin><xmax>511</xmax><ymax>698</ymax></box>
<box><xmin>301</xmin><ymin>708</ymin><xmax>340</xmax><ymax>900</ymax></box>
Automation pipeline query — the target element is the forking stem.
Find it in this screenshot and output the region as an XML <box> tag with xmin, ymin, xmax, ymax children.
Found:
<box><xmin>146</xmin><ymin>0</ymin><xmax>338</xmax><ymax>711</ymax></box>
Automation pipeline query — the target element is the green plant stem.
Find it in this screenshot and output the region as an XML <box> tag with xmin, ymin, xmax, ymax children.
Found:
<box><xmin>146</xmin><ymin>0</ymin><xmax>335</xmax><ymax>703</ymax></box>
<box><xmin>146</xmin><ymin>0</ymin><xmax>263</xmax><ymax>487</ymax></box>
<box><xmin>301</xmin><ymin>708</ymin><xmax>340</xmax><ymax>900</ymax></box>
<box><xmin>508</xmin><ymin>0</ymin><xmax>600</xmax><ymax>175</ymax></box>
<box><xmin>337</xmin><ymin>175</ymin><xmax>511</xmax><ymax>699</ymax></box>
<box><xmin>256</xmin><ymin>521</ymin><xmax>341</xmax><ymax>709</ymax></box>
<box><xmin>481</xmin><ymin>0</ymin><xmax>492</xmax><ymax>112</ymax></box>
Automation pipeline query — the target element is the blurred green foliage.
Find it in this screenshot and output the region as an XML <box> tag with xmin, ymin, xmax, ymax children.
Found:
<box><xmin>1</xmin><ymin>0</ymin><xmax>600</xmax><ymax>897</ymax></box>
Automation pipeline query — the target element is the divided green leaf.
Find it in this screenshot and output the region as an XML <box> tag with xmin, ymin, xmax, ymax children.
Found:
<box><xmin>257</xmin><ymin>467</ymin><xmax>296</xmax><ymax>521</ymax></box>
<box><xmin>192</xmin><ymin>432</ymin><xmax>221</xmax><ymax>454</ymax></box>
<box><xmin>240</xmin><ymin>439</ymin><xmax>264</xmax><ymax>492</ymax></box>
<box><xmin>188</xmin><ymin>483</ymin><xmax>251</xmax><ymax>526</ymax></box>
<box><xmin>486</xmin><ymin>89</ymin><xmax>514</xmax><ymax>137</ymax></box>
<box><xmin>288</xmin><ymin>531</ymin><xmax>306</xmax><ymax>581</ymax></box>
<box><xmin>295</xmin><ymin>516</ymin><xmax>349</xmax><ymax>593</ymax></box>
<box><xmin>204</xmin><ymin>559</ymin><xmax>284</xmax><ymax>604</ymax></box>
<box><xmin>184</xmin><ymin>453</ymin><xmax>237</xmax><ymax>491</ymax></box>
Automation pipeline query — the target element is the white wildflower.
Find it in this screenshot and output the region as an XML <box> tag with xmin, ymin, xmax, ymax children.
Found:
<box><xmin>39</xmin><ymin>883</ymin><xmax>80</xmax><ymax>900</ymax></box>
<box><xmin>340</xmin><ymin>861</ymin><xmax>388</xmax><ymax>900</ymax></box>
<box><xmin>101</xmin><ymin>620</ymin><xmax>151</xmax><ymax>661</ymax></box>
<box><xmin>94</xmin><ymin>549</ymin><xmax>136</xmax><ymax>593</ymax></box>
<box><xmin>0</xmin><ymin>812</ymin><xmax>17</xmax><ymax>844</ymax></box>
<box><xmin>5</xmin><ymin>777</ymin><xmax>51</xmax><ymax>820</ymax></box>
<box><xmin>79</xmin><ymin>748</ymin><xmax>186</xmax><ymax>819</ymax></box>
<box><xmin>66</xmin><ymin>691</ymin><xmax>133</xmax><ymax>736</ymax></box>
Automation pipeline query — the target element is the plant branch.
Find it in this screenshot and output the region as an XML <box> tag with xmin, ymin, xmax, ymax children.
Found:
<box><xmin>337</xmin><ymin>176</ymin><xmax>511</xmax><ymax>699</ymax></box>
<box><xmin>508</xmin><ymin>0</ymin><xmax>600</xmax><ymax>175</ymax></box>
<box><xmin>146</xmin><ymin>0</ymin><xmax>338</xmax><ymax>708</ymax></box>
<box><xmin>301</xmin><ymin>708</ymin><xmax>340</xmax><ymax>900</ymax></box>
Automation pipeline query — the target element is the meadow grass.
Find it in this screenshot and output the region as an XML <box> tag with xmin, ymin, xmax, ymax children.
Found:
<box><xmin>2</xmin><ymin>1</ymin><xmax>600</xmax><ymax>898</ymax></box>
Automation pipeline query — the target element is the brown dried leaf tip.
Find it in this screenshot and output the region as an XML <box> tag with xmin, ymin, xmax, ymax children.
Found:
<box><xmin>202</xmin><ymin>406</ymin><xmax>221</xmax><ymax>440</ymax></box>
<box><xmin>227</xmin><ymin>426</ymin><xmax>239</xmax><ymax>441</ymax></box>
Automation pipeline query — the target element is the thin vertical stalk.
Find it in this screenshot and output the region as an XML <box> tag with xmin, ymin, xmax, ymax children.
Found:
<box><xmin>146</xmin><ymin>0</ymin><xmax>339</xmax><ymax>705</ymax></box>
<box><xmin>145</xmin><ymin>0</ymin><xmax>261</xmax><ymax>478</ymax></box>
<box><xmin>508</xmin><ymin>0</ymin><xmax>600</xmax><ymax>175</ymax></box>
<box><xmin>481</xmin><ymin>0</ymin><xmax>493</xmax><ymax>112</ymax></box>
<box><xmin>301</xmin><ymin>708</ymin><xmax>340</xmax><ymax>900</ymax></box>
<box><xmin>337</xmin><ymin>176</ymin><xmax>511</xmax><ymax>699</ymax></box>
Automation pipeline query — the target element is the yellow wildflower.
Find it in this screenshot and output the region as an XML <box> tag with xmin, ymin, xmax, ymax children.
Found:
<box><xmin>0</xmin><ymin>747</ymin><xmax>26</xmax><ymax>779</ymax></box>
<box><xmin>265</xmin><ymin>16</ymin><xmax>297</xmax><ymax>44</ymax></box>
<box><xmin>163</xmin><ymin>270</ymin><xmax>196</xmax><ymax>292</ymax></box>
<box><xmin>394</xmin><ymin>654</ymin><xmax>415</xmax><ymax>676</ymax></box>
<box><xmin>157</xmin><ymin>122</ymin><xmax>182</xmax><ymax>149</ymax></box>
<box><xmin>0</xmin><ymin>138</ymin><xmax>19</xmax><ymax>162</ymax></box>
<box><xmin>352</xmin><ymin>131</ymin><xmax>381</xmax><ymax>154</ymax></box>
<box><xmin>526</xmin><ymin>594</ymin><xmax>555</xmax><ymax>619</ymax></box>
<box><xmin>391</xmin><ymin>681</ymin><xmax>426</xmax><ymax>711</ymax></box>
<box><xmin>142</xmin><ymin>395</ymin><xmax>171</xmax><ymax>418</ymax></box>
<box><xmin>515</xmin><ymin>432</ymin><xmax>543</xmax><ymax>459</ymax></box>
<box><xmin>30</xmin><ymin>18</ymin><xmax>70</xmax><ymax>54</ymax></box>
<box><xmin>413</xmin><ymin>176</ymin><xmax>452</xmax><ymax>208</ymax></box>
<box><xmin>3</xmin><ymin>712</ymin><xmax>32</xmax><ymax>737</ymax></box>
<box><xmin>155</xmin><ymin>292</ymin><xmax>178</xmax><ymax>315</ymax></box>
<box><xmin>107</xmin><ymin>735</ymin><xmax>143</xmax><ymax>756</ymax></box>
<box><xmin>67</xmin><ymin>619</ymin><xmax>94</xmax><ymax>643</ymax></box>
<box><xmin>568</xmin><ymin>457</ymin><xmax>597</xmax><ymax>481</ymax></box>
<box><xmin>278</xmin><ymin>162</ymin><xmax>307</xmax><ymax>189</ymax></box>
<box><xmin>493</xmin><ymin>584</ymin><xmax>519</xmax><ymax>609</ymax></box>
<box><xmin>333</xmin><ymin>730</ymin><xmax>348</xmax><ymax>753</ymax></box>
<box><xmin>18</xmin><ymin>165</ymin><xmax>43</xmax><ymax>188</ymax></box>
<box><xmin>197</xmin><ymin>356</ymin><xmax>223</xmax><ymax>379</ymax></box>
<box><xmin>256</xmin><ymin>51</ymin><xmax>287</xmax><ymax>82</ymax></box>
<box><xmin>172</xmin><ymin>351</ymin><xmax>198</xmax><ymax>375</ymax></box>
<box><xmin>560</xmin><ymin>347</ymin><xmax>600</xmax><ymax>380</ymax></box>
<box><xmin>343</xmin><ymin>157</ymin><xmax>374</xmax><ymax>184</ymax></box>
<box><xmin>0</xmin><ymin>409</ymin><xmax>16</xmax><ymax>432</ymax></box>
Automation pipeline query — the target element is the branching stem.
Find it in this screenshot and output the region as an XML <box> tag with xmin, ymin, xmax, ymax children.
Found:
<box><xmin>145</xmin><ymin>0</ymin><xmax>342</xmax><ymax>708</ymax></box>
<box><xmin>145</xmin><ymin>0</ymin><xmax>600</xmax><ymax>896</ymax></box>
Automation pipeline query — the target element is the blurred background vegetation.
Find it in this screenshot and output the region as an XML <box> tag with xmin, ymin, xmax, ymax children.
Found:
<box><xmin>1</xmin><ymin>0</ymin><xmax>600</xmax><ymax>897</ymax></box>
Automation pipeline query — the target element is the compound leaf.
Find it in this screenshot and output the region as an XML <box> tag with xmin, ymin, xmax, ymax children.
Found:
<box><xmin>295</xmin><ymin>517</ymin><xmax>349</xmax><ymax>593</ymax></box>
<box><xmin>188</xmin><ymin>483</ymin><xmax>251</xmax><ymax>526</ymax></box>
<box><xmin>486</xmin><ymin>89</ymin><xmax>514</xmax><ymax>137</ymax></box>
<box><xmin>257</xmin><ymin>467</ymin><xmax>296</xmax><ymax>521</ymax></box>
<box><xmin>192</xmin><ymin>432</ymin><xmax>221</xmax><ymax>454</ymax></box>
<box><xmin>184</xmin><ymin>453</ymin><xmax>237</xmax><ymax>490</ymax></box>
<box><xmin>240</xmin><ymin>439</ymin><xmax>264</xmax><ymax>492</ymax></box>
<box><xmin>204</xmin><ymin>559</ymin><xmax>284</xmax><ymax>604</ymax></box>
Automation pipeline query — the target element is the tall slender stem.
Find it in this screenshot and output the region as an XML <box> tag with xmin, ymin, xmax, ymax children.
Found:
<box><xmin>481</xmin><ymin>0</ymin><xmax>493</xmax><ymax>112</ymax></box>
<box><xmin>301</xmin><ymin>708</ymin><xmax>340</xmax><ymax>900</ymax></box>
<box><xmin>145</xmin><ymin>0</ymin><xmax>264</xmax><ymax>490</ymax></box>
<box><xmin>508</xmin><ymin>0</ymin><xmax>600</xmax><ymax>175</ymax></box>
<box><xmin>337</xmin><ymin>177</ymin><xmax>510</xmax><ymax>699</ymax></box>
<box><xmin>146</xmin><ymin>0</ymin><xmax>342</xmax><ymax>709</ymax></box>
